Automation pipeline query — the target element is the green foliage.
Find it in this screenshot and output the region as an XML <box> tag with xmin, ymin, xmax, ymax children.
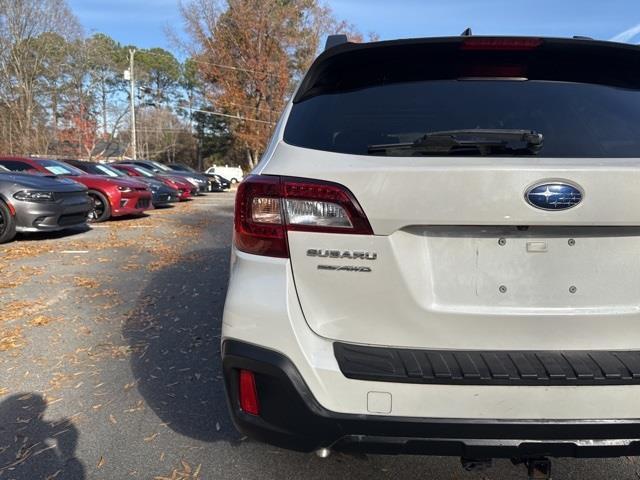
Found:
<box><xmin>194</xmin><ymin>109</ymin><xmax>233</xmax><ymax>161</ymax></box>
<box><xmin>136</xmin><ymin>48</ymin><xmax>181</xmax><ymax>104</ymax></box>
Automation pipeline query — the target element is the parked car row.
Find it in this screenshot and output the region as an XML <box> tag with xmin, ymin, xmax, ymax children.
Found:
<box><xmin>0</xmin><ymin>156</ymin><xmax>234</xmax><ymax>244</ymax></box>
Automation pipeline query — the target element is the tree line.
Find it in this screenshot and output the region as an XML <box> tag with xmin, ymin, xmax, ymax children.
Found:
<box><xmin>0</xmin><ymin>0</ymin><xmax>371</xmax><ymax>169</ymax></box>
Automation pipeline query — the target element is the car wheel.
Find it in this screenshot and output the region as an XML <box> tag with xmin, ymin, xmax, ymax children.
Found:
<box><xmin>87</xmin><ymin>190</ymin><xmax>111</xmax><ymax>223</ymax></box>
<box><xmin>0</xmin><ymin>200</ymin><xmax>17</xmax><ymax>244</ymax></box>
<box><xmin>230</xmin><ymin>178</ymin><xmax>238</xmax><ymax>184</ymax></box>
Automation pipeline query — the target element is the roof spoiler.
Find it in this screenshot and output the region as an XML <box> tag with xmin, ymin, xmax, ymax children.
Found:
<box><xmin>325</xmin><ymin>34</ymin><xmax>349</xmax><ymax>51</ymax></box>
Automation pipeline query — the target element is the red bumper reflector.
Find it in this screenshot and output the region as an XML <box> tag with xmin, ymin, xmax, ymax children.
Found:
<box><xmin>239</xmin><ymin>369</ymin><xmax>260</xmax><ymax>416</ymax></box>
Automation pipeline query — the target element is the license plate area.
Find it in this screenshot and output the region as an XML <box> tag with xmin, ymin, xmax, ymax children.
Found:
<box><xmin>424</xmin><ymin>226</ymin><xmax>640</xmax><ymax>311</ymax></box>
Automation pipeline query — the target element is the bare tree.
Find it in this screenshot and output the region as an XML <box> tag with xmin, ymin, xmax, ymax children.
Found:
<box><xmin>135</xmin><ymin>107</ymin><xmax>195</xmax><ymax>162</ymax></box>
<box><xmin>180</xmin><ymin>0</ymin><xmax>341</xmax><ymax>169</ymax></box>
<box><xmin>0</xmin><ymin>0</ymin><xmax>81</xmax><ymax>154</ymax></box>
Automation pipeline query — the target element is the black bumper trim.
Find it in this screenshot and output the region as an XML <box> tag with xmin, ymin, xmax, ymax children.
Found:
<box><xmin>334</xmin><ymin>342</ymin><xmax>640</xmax><ymax>386</ymax></box>
<box><xmin>222</xmin><ymin>340</ymin><xmax>640</xmax><ymax>457</ymax></box>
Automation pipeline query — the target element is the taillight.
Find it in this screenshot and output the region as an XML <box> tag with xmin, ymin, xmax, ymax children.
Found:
<box><xmin>238</xmin><ymin>369</ymin><xmax>259</xmax><ymax>415</ymax></box>
<box><xmin>461</xmin><ymin>37</ymin><xmax>543</xmax><ymax>51</ymax></box>
<box><xmin>234</xmin><ymin>175</ymin><xmax>373</xmax><ymax>258</ymax></box>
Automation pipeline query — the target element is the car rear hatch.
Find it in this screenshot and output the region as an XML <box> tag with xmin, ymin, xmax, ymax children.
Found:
<box><xmin>261</xmin><ymin>37</ymin><xmax>640</xmax><ymax>351</ymax></box>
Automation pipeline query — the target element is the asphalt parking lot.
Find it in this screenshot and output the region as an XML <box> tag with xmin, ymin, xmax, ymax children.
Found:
<box><xmin>1</xmin><ymin>191</ymin><xmax>639</xmax><ymax>480</ymax></box>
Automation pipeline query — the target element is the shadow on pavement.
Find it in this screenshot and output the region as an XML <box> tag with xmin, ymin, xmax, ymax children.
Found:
<box><xmin>16</xmin><ymin>224</ymin><xmax>91</xmax><ymax>243</ymax></box>
<box><xmin>0</xmin><ymin>393</ymin><xmax>85</xmax><ymax>479</ymax></box>
<box><xmin>107</xmin><ymin>212</ymin><xmax>151</xmax><ymax>222</ymax></box>
<box><xmin>123</xmin><ymin>246</ymin><xmax>237</xmax><ymax>443</ymax></box>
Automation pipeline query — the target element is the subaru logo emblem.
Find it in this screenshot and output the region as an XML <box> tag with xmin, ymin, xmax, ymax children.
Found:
<box><xmin>525</xmin><ymin>182</ymin><xmax>583</xmax><ymax>211</ymax></box>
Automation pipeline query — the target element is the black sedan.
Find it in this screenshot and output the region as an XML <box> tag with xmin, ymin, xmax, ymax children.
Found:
<box><xmin>64</xmin><ymin>160</ymin><xmax>180</xmax><ymax>208</ymax></box>
<box><xmin>0</xmin><ymin>165</ymin><xmax>91</xmax><ymax>243</ymax></box>
<box><xmin>205</xmin><ymin>173</ymin><xmax>231</xmax><ymax>192</ymax></box>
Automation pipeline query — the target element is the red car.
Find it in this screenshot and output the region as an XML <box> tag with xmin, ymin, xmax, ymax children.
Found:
<box><xmin>0</xmin><ymin>157</ymin><xmax>153</xmax><ymax>222</ymax></box>
<box><xmin>110</xmin><ymin>164</ymin><xmax>196</xmax><ymax>201</ymax></box>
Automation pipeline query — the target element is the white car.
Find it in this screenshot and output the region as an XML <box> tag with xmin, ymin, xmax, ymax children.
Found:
<box><xmin>205</xmin><ymin>165</ymin><xmax>243</xmax><ymax>183</ymax></box>
<box><xmin>222</xmin><ymin>34</ymin><xmax>640</xmax><ymax>477</ymax></box>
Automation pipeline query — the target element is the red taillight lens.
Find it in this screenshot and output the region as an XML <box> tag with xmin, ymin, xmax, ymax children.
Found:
<box><xmin>238</xmin><ymin>369</ymin><xmax>259</xmax><ymax>416</ymax></box>
<box><xmin>234</xmin><ymin>175</ymin><xmax>373</xmax><ymax>258</ymax></box>
<box><xmin>235</xmin><ymin>175</ymin><xmax>288</xmax><ymax>258</ymax></box>
<box><xmin>461</xmin><ymin>37</ymin><xmax>543</xmax><ymax>51</ymax></box>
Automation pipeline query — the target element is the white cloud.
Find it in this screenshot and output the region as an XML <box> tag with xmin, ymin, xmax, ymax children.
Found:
<box><xmin>610</xmin><ymin>23</ymin><xmax>640</xmax><ymax>43</ymax></box>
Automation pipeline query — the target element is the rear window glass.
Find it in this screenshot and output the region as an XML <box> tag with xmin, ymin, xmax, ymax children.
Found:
<box><xmin>284</xmin><ymin>80</ymin><xmax>640</xmax><ymax>157</ymax></box>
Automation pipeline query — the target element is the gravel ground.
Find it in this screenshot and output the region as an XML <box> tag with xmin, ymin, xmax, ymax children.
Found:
<box><xmin>0</xmin><ymin>191</ymin><xmax>639</xmax><ymax>480</ymax></box>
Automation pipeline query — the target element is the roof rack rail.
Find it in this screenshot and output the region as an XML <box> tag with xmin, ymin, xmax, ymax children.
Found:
<box><xmin>461</xmin><ymin>28</ymin><xmax>473</xmax><ymax>36</ymax></box>
<box><xmin>325</xmin><ymin>34</ymin><xmax>349</xmax><ymax>51</ymax></box>
<box><xmin>573</xmin><ymin>35</ymin><xmax>593</xmax><ymax>40</ymax></box>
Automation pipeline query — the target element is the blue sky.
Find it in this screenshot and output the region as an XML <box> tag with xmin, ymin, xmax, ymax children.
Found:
<box><xmin>69</xmin><ymin>0</ymin><xmax>640</xmax><ymax>51</ymax></box>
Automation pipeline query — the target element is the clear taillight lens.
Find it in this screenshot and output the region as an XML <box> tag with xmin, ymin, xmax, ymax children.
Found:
<box><xmin>285</xmin><ymin>199</ymin><xmax>352</xmax><ymax>228</ymax></box>
<box><xmin>251</xmin><ymin>197</ymin><xmax>282</xmax><ymax>224</ymax></box>
<box><xmin>234</xmin><ymin>175</ymin><xmax>373</xmax><ymax>258</ymax></box>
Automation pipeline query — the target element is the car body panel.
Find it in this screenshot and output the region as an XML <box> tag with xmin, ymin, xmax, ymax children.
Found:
<box><xmin>260</xmin><ymin>144</ymin><xmax>640</xmax><ymax>350</ymax></box>
<box><xmin>0</xmin><ymin>157</ymin><xmax>153</xmax><ymax>218</ymax></box>
<box><xmin>205</xmin><ymin>165</ymin><xmax>243</xmax><ymax>183</ymax></box>
<box><xmin>121</xmin><ymin>160</ymin><xmax>209</xmax><ymax>193</ymax></box>
<box><xmin>0</xmin><ymin>171</ymin><xmax>90</xmax><ymax>232</ymax></box>
<box><xmin>65</xmin><ymin>160</ymin><xmax>179</xmax><ymax>207</ymax></box>
<box><xmin>223</xmin><ymin>250</ymin><xmax>640</xmax><ymax>420</ymax></box>
<box><xmin>221</xmin><ymin>36</ymin><xmax>640</xmax><ymax>457</ymax></box>
<box><xmin>205</xmin><ymin>173</ymin><xmax>231</xmax><ymax>191</ymax></box>
<box><xmin>111</xmin><ymin>164</ymin><xmax>195</xmax><ymax>200</ymax></box>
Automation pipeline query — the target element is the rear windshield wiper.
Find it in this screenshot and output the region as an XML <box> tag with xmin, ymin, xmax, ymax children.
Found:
<box><xmin>367</xmin><ymin>129</ymin><xmax>544</xmax><ymax>156</ymax></box>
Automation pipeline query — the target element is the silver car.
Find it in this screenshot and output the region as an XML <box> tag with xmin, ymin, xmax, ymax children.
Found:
<box><xmin>0</xmin><ymin>166</ymin><xmax>91</xmax><ymax>243</ymax></box>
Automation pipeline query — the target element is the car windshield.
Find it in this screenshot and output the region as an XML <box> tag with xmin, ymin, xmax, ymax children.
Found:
<box><xmin>94</xmin><ymin>164</ymin><xmax>125</xmax><ymax>177</ymax></box>
<box><xmin>149</xmin><ymin>161</ymin><xmax>172</xmax><ymax>172</ymax></box>
<box><xmin>285</xmin><ymin>79</ymin><xmax>640</xmax><ymax>157</ymax></box>
<box><xmin>173</xmin><ymin>164</ymin><xmax>196</xmax><ymax>172</ymax></box>
<box><xmin>37</xmin><ymin>159</ymin><xmax>85</xmax><ymax>176</ymax></box>
<box><xmin>132</xmin><ymin>166</ymin><xmax>155</xmax><ymax>178</ymax></box>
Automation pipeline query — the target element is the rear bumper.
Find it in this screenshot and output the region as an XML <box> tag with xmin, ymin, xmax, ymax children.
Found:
<box><xmin>223</xmin><ymin>340</ymin><xmax>640</xmax><ymax>458</ymax></box>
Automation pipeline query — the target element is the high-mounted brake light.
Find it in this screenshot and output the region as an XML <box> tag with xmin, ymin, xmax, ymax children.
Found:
<box><xmin>461</xmin><ymin>37</ymin><xmax>543</xmax><ymax>51</ymax></box>
<box><xmin>234</xmin><ymin>175</ymin><xmax>373</xmax><ymax>258</ymax></box>
<box><xmin>238</xmin><ymin>369</ymin><xmax>259</xmax><ymax>416</ymax></box>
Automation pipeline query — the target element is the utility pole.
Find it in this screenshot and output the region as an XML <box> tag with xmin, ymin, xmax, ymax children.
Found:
<box><xmin>128</xmin><ymin>49</ymin><xmax>138</xmax><ymax>160</ymax></box>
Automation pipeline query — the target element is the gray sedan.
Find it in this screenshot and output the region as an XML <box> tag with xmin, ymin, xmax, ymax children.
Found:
<box><xmin>0</xmin><ymin>166</ymin><xmax>91</xmax><ymax>243</ymax></box>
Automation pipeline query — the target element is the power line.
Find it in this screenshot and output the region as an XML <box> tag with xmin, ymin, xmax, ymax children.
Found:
<box><xmin>139</xmin><ymin>49</ymin><xmax>287</xmax><ymax>78</ymax></box>
<box><xmin>134</xmin><ymin>128</ymin><xmax>194</xmax><ymax>132</ymax></box>
<box><xmin>175</xmin><ymin>105</ymin><xmax>275</xmax><ymax>125</ymax></box>
<box><xmin>214</xmin><ymin>100</ymin><xmax>281</xmax><ymax>114</ymax></box>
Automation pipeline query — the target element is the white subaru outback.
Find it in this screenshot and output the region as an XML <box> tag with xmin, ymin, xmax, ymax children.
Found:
<box><xmin>222</xmin><ymin>34</ymin><xmax>640</xmax><ymax>474</ymax></box>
